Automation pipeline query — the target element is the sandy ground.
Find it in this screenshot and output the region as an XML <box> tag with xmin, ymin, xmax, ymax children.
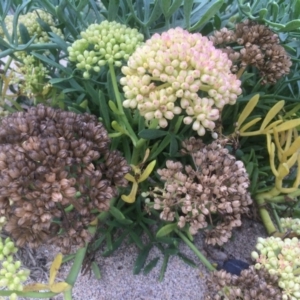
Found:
<box><xmin>18</xmin><ymin>217</ymin><xmax>266</xmax><ymax>300</ymax></box>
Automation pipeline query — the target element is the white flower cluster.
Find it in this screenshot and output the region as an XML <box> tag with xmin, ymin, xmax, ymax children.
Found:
<box><xmin>251</xmin><ymin>236</ymin><xmax>300</xmax><ymax>300</ymax></box>
<box><xmin>281</xmin><ymin>218</ymin><xmax>300</xmax><ymax>235</ymax></box>
<box><xmin>68</xmin><ymin>21</ymin><xmax>144</xmax><ymax>78</ymax></box>
<box><xmin>120</xmin><ymin>27</ymin><xmax>242</xmax><ymax>135</ymax></box>
<box><xmin>0</xmin><ymin>237</ymin><xmax>30</xmax><ymax>299</ymax></box>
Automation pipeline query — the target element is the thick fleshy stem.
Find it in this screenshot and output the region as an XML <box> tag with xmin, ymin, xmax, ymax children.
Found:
<box><xmin>108</xmin><ymin>62</ymin><xmax>138</xmax><ymax>146</ymax></box>
<box><xmin>255</xmin><ymin>188</ymin><xmax>281</xmax><ymax>235</ymax></box>
<box><xmin>175</xmin><ymin>229</ymin><xmax>216</xmax><ymax>271</ymax></box>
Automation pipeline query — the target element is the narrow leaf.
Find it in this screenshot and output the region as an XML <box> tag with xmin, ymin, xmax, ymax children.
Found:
<box><xmin>183</xmin><ymin>0</ymin><xmax>194</xmax><ymax>29</ymax></box>
<box><xmin>23</xmin><ymin>283</ymin><xmax>49</xmax><ymax>292</ymax></box>
<box><xmin>280</xmin><ymin>20</ymin><xmax>300</xmax><ymax>32</ymax></box>
<box><xmin>143</xmin><ymin>257</ymin><xmax>160</xmax><ymax>275</ymax></box>
<box><xmin>275</xmin><ymin>119</ymin><xmax>300</xmax><ymax>132</ymax></box>
<box><xmin>286</xmin><ymin>137</ymin><xmax>300</xmax><ymax>157</ymax></box>
<box><xmin>109</xmin><ymin>206</ymin><xmax>126</xmax><ymax>220</ymax></box>
<box><xmin>260</xmin><ymin>100</ymin><xmax>285</xmax><ymax>131</ymax></box>
<box><xmin>133</xmin><ymin>245</ymin><xmax>152</xmax><ymax>275</ymax></box>
<box><xmin>177</xmin><ymin>253</ymin><xmax>197</xmax><ymax>267</ymax></box>
<box><xmin>190</xmin><ymin>0</ymin><xmax>224</xmax><ymax>31</ymax></box>
<box><xmin>19</xmin><ymin>23</ymin><xmax>31</xmax><ymax>44</ymax></box>
<box><xmin>237</xmin><ymin>94</ymin><xmax>260</xmax><ymax>129</ymax></box>
<box><xmin>91</xmin><ymin>262</ymin><xmax>101</xmax><ymax>279</ymax></box>
<box><xmin>239</xmin><ymin>117</ymin><xmax>262</xmax><ymax>133</ymax></box>
<box><xmin>138</xmin><ymin>129</ymin><xmax>168</xmax><ymax>139</ymax></box>
<box><xmin>156</xmin><ymin>223</ymin><xmax>177</xmax><ymax>238</ymax></box>
<box><xmin>49</xmin><ymin>253</ymin><xmax>63</xmax><ymax>285</ymax></box>
<box><xmin>50</xmin><ymin>282</ymin><xmax>71</xmax><ymax>293</ymax></box>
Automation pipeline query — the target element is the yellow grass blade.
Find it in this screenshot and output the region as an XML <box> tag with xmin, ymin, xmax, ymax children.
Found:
<box><xmin>275</xmin><ymin>119</ymin><xmax>300</xmax><ymax>132</ymax></box>
<box><xmin>239</xmin><ymin>117</ymin><xmax>262</xmax><ymax>133</ymax></box>
<box><xmin>260</xmin><ymin>101</ymin><xmax>285</xmax><ymax>131</ymax></box>
<box><xmin>49</xmin><ymin>253</ymin><xmax>63</xmax><ymax>286</ymax></box>
<box><xmin>237</xmin><ymin>94</ymin><xmax>260</xmax><ymax>129</ymax></box>
<box><xmin>285</xmin><ymin>136</ymin><xmax>300</xmax><ymax>157</ymax></box>
<box><xmin>50</xmin><ymin>282</ymin><xmax>71</xmax><ymax>293</ymax></box>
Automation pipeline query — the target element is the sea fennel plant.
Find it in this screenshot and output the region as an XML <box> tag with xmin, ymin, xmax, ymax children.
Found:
<box><xmin>0</xmin><ymin>0</ymin><xmax>300</xmax><ymax>299</ymax></box>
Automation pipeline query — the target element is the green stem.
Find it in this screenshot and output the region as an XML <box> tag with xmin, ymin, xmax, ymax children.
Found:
<box><xmin>269</xmin><ymin>189</ymin><xmax>300</xmax><ymax>203</ymax></box>
<box><xmin>0</xmin><ymin>291</ymin><xmax>56</xmax><ymax>298</ymax></box>
<box><xmin>255</xmin><ymin>189</ymin><xmax>280</xmax><ymax>235</ymax></box>
<box><xmin>63</xmin><ymin>245</ymin><xmax>88</xmax><ymax>300</ymax></box>
<box><xmin>108</xmin><ymin>62</ymin><xmax>138</xmax><ymax>146</ymax></box>
<box><xmin>175</xmin><ymin>229</ymin><xmax>216</xmax><ymax>271</ymax></box>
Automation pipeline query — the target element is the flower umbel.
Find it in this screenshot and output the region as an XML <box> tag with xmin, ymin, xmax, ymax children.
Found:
<box><xmin>68</xmin><ymin>21</ymin><xmax>144</xmax><ymax>78</ymax></box>
<box><xmin>120</xmin><ymin>27</ymin><xmax>242</xmax><ymax>136</ymax></box>
<box><xmin>148</xmin><ymin>138</ymin><xmax>252</xmax><ymax>245</ymax></box>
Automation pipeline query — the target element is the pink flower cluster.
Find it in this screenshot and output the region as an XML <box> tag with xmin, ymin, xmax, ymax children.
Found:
<box><xmin>120</xmin><ymin>27</ymin><xmax>242</xmax><ymax>135</ymax></box>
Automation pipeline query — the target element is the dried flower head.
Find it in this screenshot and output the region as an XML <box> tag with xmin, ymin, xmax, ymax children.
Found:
<box><xmin>68</xmin><ymin>21</ymin><xmax>144</xmax><ymax>78</ymax></box>
<box><xmin>148</xmin><ymin>137</ymin><xmax>252</xmax><ymax>245</ymax></box>
<box><xmin>206</xmin><ymin>265</ymin><xmax>282</xmax><ymax>299</ymax></box>
<box><xmin>210</xmin><ymin>20</ymin><xmax>292</xmax><ymax>84</ymax></box>
<box><xmin>120</xmin><ymin>27</ymin><xmax>242</xmax><ymax>136</ymax></box>
<box><xmin>0</xmin><ymin>105</ymin><xmax>130</xmax><ymax>253</ymax></box>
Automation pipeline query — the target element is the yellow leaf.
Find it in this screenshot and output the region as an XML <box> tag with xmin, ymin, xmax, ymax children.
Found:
<box><xmin>262</xmin><ymin>120</ymin><xmax>283</xmax><ymax>133</ymax></box>
<box><xmin>138</xmin><ymin>160</ymin><xmax>156</xmax><ymax>183</ymax></box>
<box><xmin>124</xmin><ymin>173</ymin><xmax>136</xmax><ymax>182</ymax></box>
<box><xmin>121</xmin><ymin>182</ymin><xmax>138</xmax><ymax>203</ymax></box>
<box><xmin>49</xmin><ymin>282</ymin><xmax>71</xmax><ymax>293</ymax></box>
<box><xmin>141</xmin><ymin>149</ymin><xmax>150</xmax><ymax>164</ymax></box>
<box><xmin>275</xmin><ymin>119</ymin><xmax>300</xmax><ymax>132</ymax></box>
<box><xmin>239</xmin><ymin>117</ymin><xmax>262</xmax><ymax>133</ymax></box>
<box><xmin>283</xmin><ymin>129</ymin><xmax>293</xmax><ymax>151</ymax></box>
<box><xmin>267</xmin><ymin>134</ymin><xmax>278</xmax><ymax>177</ymax></box>
<box><xmin>286</xmin><ymin>152</ymin><xmax>298</xmax><ymax>169</ymax></box>
<box><xmin>286</xmin><ymin>137</ymin><xmax>300</xmax><ymax>157</ymax></box>
<box><xmin>49</xmin><ymin>253</ymin><xmax>63</xmax><ymax>286</ymax></box>
<box><xmin>89</xmin><ymin>218</ymin><xmax>98</xmax><ymax>226</ymax></box>
<box><xmin>23</xmin><ymin>283</ymin><xmax>50</xmax><ymax>292</ymax></box>
<box><xmin>260</xmin><ymin>101</ymin><xmax>285</xmax><ymax>131</ymax></box>
<box><xmin>237</xmin><ymin>94</ymin><xmax>260</xmax><ymax>129</ymax></box>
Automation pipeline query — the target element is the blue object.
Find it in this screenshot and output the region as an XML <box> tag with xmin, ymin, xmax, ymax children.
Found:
<box><xmin>221</xmin><ymin>259</ymin><xmax>250</xmax><ymax>276</ymax></box>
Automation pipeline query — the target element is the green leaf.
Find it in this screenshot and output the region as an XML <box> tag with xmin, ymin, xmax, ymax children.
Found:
<box><xmin>279</xmin><ymin>19</ymin><xmax>300</xmax><ymax>32</ymax></box>
<box><xmin>294</xmin><ymin>0</ymin><xmax>300</xmax><ymax>19</ymax></box>
<box><xmin>156</xmin><ymin>223</ymin><xmax>177</xmax><ymax>238</ymax></box>
<box><xmin>148</xmin><ymin>134</ymin><xmax>172</xmax><ymax>160</ymax></box>
<box><xmin>133</xmin><ymin>244</ymin><xmax>152</xmax><ymax>275</ymax></box>
<box><xmin>177</xmin><ymin>253</ymin><xmax>197</xmax><ymax>267</ymax></box>
<box><xmin>258</xmin><ymin>8</ymin><xmax>268</xmax><ymax>20</ymax></box>
<box><xmin>246</xmin><ymin>162</ymin><xmax>254</xmax><ymax>177</ymax></box>
<box><xmin>129</xmin><ymin>231</ymin><xmax>144</xmax><ymax>250</ymax></box>
<box><xmin>98</xmin><ymin>90</ymin><xmax>111</xmax><ymax>130</ymax></box>
<box><xmin>32</xmin><ymin>52</ymin><xmax>73</xmax><ymax>73</ymax></box>
<box><xmin>108</xmin><ymin>0</ymin><xmax>119</xmax><ymax>21</ymax></box>
<box><xmin>166</xmin><ymin>0</ymin><xmax>183</xmax><ymax>18</ymax></box>
<box><xmin>159</xmin><ymin>254</ymin><xmax>170</xmax><ymax>281</ymax></box>
<box><xmin>138</xmin><ymin>129</ymin><xmax>168</xmax><ymax>139</ymax></box>
<box><xmin>184</xmin><ymin>0</ymin><xmax>194</xmax><ymax>29</ymax></box>
<box><xmin>91</xmin><ymin>262</ymin><xmax>101</xmax><ymax>279</ymax></box>
<box><xmin>109</xmin><ymin>206</ymin><xmax>126</xmax><ymax>221</ymax></box>
<box><xmin>143</xmin><ymin>257</ymin><xmax>160</xmax><ymax>275</ymax></box>
<box><xmin>19</xmin><ymin>23</ymin><xmax>31</xmax><ymax>44</ymax></box>
<box><xmin>145</xmin><ymin>0</ymin><xmax>163</xmax><ymax>26</ymax></box>
<box><xmin>49</xmin><ymin>32</ymin><xmax>69</xmax><ymax>52</ymax></box>
<box><xmin>190</xmin><ymin>0</ymin><xmax>224</xmax><ymax>31</ymax></box>
<box><xmin>169</xmin><ymin>135</ymin><xmax>178</xmax><ymax>156</ymax></box>
<box><xmin>160</xmin><ymin>0</ymin><xmax>171</xmax><ymax>17</ymax></box>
